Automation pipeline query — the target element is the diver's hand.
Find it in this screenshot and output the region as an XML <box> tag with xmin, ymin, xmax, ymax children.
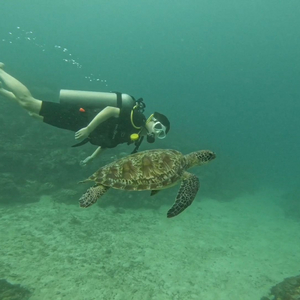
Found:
<box><xmin>75</xmin><ymin>127</ymin><xmax>90</xmax><ymax>140</ymax></box>
<box><xmin>80</xmin><ymin>155</ymin><xmax>93</xmax><ymax>167</ymax></box>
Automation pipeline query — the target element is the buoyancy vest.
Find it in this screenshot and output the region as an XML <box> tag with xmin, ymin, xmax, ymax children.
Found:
<box><xmin>69</xmin><ymin>92</ymin><xmax>146</xmax><ymax>149</ymax></box>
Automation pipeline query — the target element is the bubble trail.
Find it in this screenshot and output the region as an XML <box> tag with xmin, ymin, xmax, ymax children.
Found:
<box><xmin>1</xmin><ymin>26</ymin><xmax>108</xmax><ymax>87</ymax></box>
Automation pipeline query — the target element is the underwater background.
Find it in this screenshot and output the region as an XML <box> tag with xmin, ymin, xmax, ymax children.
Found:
<box><xmin>0</xmin><ymin>1</ymin><xmax>300</xmax><ymax>299</ymax></box>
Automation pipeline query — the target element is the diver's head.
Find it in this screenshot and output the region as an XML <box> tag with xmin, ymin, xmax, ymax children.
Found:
<box><xmin>145</xmin><ymin>112</ymin><xmax>170</xmax><ymax>142</ymax></box>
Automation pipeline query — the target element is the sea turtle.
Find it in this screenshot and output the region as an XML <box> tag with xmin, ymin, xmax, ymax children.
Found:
<box><xmin>79</xmin><ymin>149</ymin><xmax>216</xmax><ymax>218</ymax></box>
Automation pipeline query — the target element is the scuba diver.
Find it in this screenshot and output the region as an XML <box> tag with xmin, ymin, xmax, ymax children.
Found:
<box><xmin>0</xmin><ymin>62</ymin><xmax>170</xmax><ymax>165</ymax></box>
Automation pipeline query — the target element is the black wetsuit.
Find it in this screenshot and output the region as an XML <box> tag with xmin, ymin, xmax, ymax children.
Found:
<box><xmin>39</xmin><ymin>101</ymin><xmax>145</xmax><ymax>148</ymax></box>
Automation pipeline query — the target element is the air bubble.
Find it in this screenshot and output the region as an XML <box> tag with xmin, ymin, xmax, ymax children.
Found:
<box><xmin>2</xmin><ymin>26</ymin><xmax>108</xmax><ymax>87</ymax></box>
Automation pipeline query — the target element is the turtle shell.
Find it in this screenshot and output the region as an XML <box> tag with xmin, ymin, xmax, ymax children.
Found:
<box><xmin>88</xmin><ymin>149</ymin><xmax>186</xmax><ymax>191</ymax></box>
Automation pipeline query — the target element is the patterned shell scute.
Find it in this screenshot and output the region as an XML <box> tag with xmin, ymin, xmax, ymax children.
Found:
<box><xmin>90</xmin><ymin>149</ymin><xmax>186</xmax><ymax>191</ymax></box>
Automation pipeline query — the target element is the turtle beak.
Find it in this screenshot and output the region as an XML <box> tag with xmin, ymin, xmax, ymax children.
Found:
<box><xmin>209</xmin><ymin>152</ymin><xmax>216</xmax><ymax>160</ymax></box>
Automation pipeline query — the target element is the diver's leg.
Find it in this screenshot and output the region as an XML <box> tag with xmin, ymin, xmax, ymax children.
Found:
<box><xmin>0</xmin><ymin>62</ymin><xmax>42</xmax><ymax>119</ymax></box>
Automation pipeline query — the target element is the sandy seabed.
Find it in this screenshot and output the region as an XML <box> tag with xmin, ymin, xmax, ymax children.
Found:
<box><xmin>0</xmin><ymin>189</ymin><xmax>299</xmax><ymax>300</ymax></box>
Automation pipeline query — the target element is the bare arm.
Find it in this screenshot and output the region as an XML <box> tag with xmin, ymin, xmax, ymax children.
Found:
<box><xmin>75</xmin><ymin>106</ymin><xmax>120</xmax><ymax>140</ymax></box>
<box><xmin>80</xmin><ymin>146</ymin><xmax>105</xmax><ymax>166</ymax></box>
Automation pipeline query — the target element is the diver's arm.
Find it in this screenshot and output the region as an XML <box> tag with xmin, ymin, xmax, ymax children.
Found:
<box><xmin>80</xmin><ymin>146</ymin><xmax>105</xmax><ymax>166</ymax></box>
<box><xmin>75</xmin><ymin>106</ymin><xmax>120</xmax><ymax>140</ymax></box>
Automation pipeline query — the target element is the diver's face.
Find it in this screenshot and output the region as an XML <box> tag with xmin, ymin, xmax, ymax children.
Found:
<box><xmin>145</xmin><ymin>119</ymin><xmax>155</xmax><ymax>132</ymax></box>
<box><xmin>147</xmin><ymin>118</ymin><xmax>167</xmax><ymax>139</ymax></box>
<box><xmin>152</xmin><ymin>120</ymin><xmax>167</xmax><ymax>139</ymax></box>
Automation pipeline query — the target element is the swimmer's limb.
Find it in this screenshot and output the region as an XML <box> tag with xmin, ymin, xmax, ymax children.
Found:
<box><xmin>80</xmin><ymin>147</ymin><xmax>105</xmax><ymax>166</ymax></box>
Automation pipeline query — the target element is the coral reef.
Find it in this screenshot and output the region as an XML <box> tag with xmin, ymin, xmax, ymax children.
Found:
<box><xmin>0</xmin><ymin>279</ymin><xmax>31</xmax><ymax>300</ymax></box>
<box><xmin>262</xmin><ymin>274</ymin><xmax>300</xmax><ymax>300</ymax></box>
<box><xmin>280</xmin><ymin>190</ymin><xmax>300</xmax><ymax>220</ymax></box>
<box><xmin>0</xmin><ymin>111</ymin><xmax>89</xmax><ymax>205</ymax></box>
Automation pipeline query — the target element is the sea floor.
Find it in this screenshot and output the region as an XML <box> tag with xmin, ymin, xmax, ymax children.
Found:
<box><xmin>0</xmin><ymin>189</ymin><xmax>299</xmax><ymax>300</ymax></box>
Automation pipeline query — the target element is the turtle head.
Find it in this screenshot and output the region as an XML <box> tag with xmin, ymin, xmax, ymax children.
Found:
<box><xmin>185</xmin><ymin>150</ymin><xmax>216</xmax><ymax>169</ymax></box>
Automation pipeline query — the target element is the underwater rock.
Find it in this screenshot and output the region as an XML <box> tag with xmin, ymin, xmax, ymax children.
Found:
<box><xmin>0</xmin><ymin>279</ymin><xmax>31</xmax><ymax>300</ymax></box>
<box><xmin>0</xmin><ymin>174</ymin><xmax>20</xmax><ymax>203</ymax></box>
<box><xmin>280</xmin><ymin>190</ymin><xmax>300</xmax><ymax>220</ymax></box>
<box><xmin>262</xmin><ymin>274</ymin><xmax>300</xmax><ymax>300</ymax></box>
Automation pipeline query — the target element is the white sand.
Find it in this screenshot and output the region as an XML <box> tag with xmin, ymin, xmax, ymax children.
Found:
<box><xmin>0</xmin><ymin>189</ymin><xmax>299</xmax><ymax>300</ymax></box>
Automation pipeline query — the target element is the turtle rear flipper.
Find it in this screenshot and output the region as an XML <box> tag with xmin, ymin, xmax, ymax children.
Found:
<box><xmin>167</xmin><ymin>172</ymin><xmax>200</xmax><ymax>218</ymax></box>
<box><xmin>150</xmin><ymin>190</ymin><xmax>160</xmax><ymax>196</ymax></box>
<box><xmin>79</xmin><ymin>184</ymin><xmax>110</xmax><ymax>208</ymax></box>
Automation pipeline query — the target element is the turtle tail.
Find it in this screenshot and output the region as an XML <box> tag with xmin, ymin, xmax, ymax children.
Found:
<box><xmin>78</xmin><ymin>178</ymin><xmax>93</xmax><ymax>184</ymax></box>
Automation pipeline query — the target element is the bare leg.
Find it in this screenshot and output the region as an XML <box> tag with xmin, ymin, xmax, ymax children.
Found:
<box><xmin>0</xmin><ymin>81</ymin><xmax>18</xmax><ymax>102</ymax></box>
<box><xmin>0</xmin><ymin>62</ymin><xmax>43</xmax><ymax>119</ymax></box>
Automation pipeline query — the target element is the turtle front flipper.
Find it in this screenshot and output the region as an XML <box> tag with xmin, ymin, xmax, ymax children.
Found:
<box><xmin>167</xmin><ymin>172</ymin><xmax>200</xmax><ymax>218</ymax></box>
<box><xmin>79</xmin><ymin>184</ymin><xmax>110</xmax><ymax>208</ymax></box>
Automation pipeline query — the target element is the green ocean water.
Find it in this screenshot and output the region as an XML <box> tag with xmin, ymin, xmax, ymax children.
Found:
<box><xmin>1</xmin><ymin>1</ymin><xmax>300</xmax><ymax>299</ymax></box>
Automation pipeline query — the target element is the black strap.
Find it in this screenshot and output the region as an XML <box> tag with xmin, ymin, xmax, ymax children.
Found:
<box><xmin>131</xmin><ymin>136</ymin><xmax>144</xmax><ymax>154</ymax></box>
<box><xmin>71</xmin><ymin>138</ymin><xmax>90</xmax><ymax>147</ymax></box>
<box><xmin>115</xmin><ymin>92</ymin><xmax>122</xmax><ymax>108</ymax></box>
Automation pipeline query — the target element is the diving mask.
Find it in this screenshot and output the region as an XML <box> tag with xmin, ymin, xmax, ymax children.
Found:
<box><xmin>152</xmin><ymin>120</ymin><xmax>167</xmax><ymax>139</ymax></box>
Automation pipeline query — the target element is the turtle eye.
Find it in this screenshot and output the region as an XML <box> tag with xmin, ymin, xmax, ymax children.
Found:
<box><xmin>196</xmin><ymin>150</ymin><xmax>216</xmax><ymax>162</ymax></box>
<box><xmin>207</xmin><ymin>151</ymin><xmax>216</xmax><ymax>160</ymax></box>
